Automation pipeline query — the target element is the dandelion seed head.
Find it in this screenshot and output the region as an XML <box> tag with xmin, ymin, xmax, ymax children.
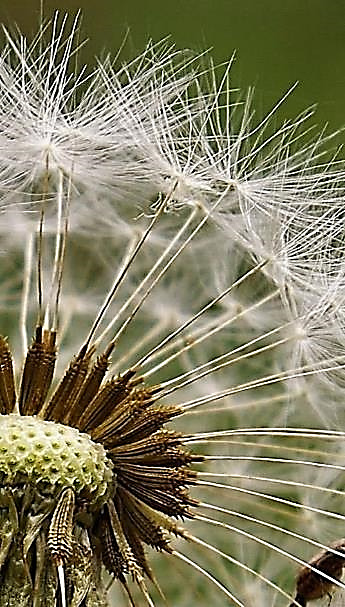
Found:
<box><xmin>0</xmin><ymin>11</ymin><xmax>345</xmax><ymax>607</ymax></box>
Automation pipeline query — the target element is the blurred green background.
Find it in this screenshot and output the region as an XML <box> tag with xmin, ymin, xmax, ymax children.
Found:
<box><xmin>0</xmin><ymin>0</ymin><xmax>344</xmax><ymax>132</ymax></box>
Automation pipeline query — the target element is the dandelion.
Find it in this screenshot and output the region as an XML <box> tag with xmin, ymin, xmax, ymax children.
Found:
<box><xmin>1</xmin><ymin>12</ymin><xmax>345</xmax><ymax>607</ymax></box>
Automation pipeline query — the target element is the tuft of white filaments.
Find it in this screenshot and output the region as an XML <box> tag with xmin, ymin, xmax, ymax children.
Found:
<box><xmin>2</xmin><ymin>12</ymin><xmax>345</xmax><ymax>607</ymax></box>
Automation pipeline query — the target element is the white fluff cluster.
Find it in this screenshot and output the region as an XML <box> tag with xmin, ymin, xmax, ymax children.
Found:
<box><xmin>1</xmin><ymin>13</ymin><xmax>345</xmax><ymax>607</ymax></box>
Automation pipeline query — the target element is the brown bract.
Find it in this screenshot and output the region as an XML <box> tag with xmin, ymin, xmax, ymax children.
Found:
<box><xmin>290</xmin><ymin>539</ymin><xmax>345</xmax><ymax>607</ymax></box>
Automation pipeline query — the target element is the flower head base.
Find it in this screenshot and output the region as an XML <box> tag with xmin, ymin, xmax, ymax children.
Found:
<box><xmin>0</xmin><ymin>326</ymin><xmax>200</xmax><ymax>606</ymax></box>
<box><xmin>0</xmin><ymin>413</ymin><xmax>113</xmax><ymax>503</ymax></box>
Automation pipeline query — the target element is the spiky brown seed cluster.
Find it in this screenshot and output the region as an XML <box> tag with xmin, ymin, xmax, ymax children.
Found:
<box><xmin>0</xmin><ymin>328</ymin><xmax>202</xmax><ymax>606</ymax></box>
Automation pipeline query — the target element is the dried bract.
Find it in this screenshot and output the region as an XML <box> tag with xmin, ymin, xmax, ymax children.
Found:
<box><xmin>290</xmin><ymin>539</ymin><xmax>345</xmax><ymax>607</ymax></box>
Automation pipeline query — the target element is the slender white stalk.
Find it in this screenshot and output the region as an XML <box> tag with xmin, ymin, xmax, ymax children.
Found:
<box><xmin>123</xmin><ymin>184</ymin><xmax>234</xmax><ymax>364</ymax></box>
<box><xmin>189</xmin><ymin>436</ymin><xmax>345</xmax><ymax>463</ymax></box>
<box><xmin>97</xmin><ymin>206</ymin><xmax>198</xmax><ymax>346</ymax></box>
<box><xmin>44</xmin><ymin>168</ymin><xmax>64</xmax><ymax>331</ymax></box>
<box><xmin>183</xmin><ymin>392</ymin><xmax>291</xmax><ymax>416</ymax></box>
<box><xmin>193</xmin><ymin>513</ymin><xmax>345</xmax><ymax>592</ymax></box>
<box><xmin>143</xmin><ymin>288</ymin><xmax>280</xmax><ymax>380</ymax></box>
<box><xmin>202</xmin><ymin>455</ymin><xmax>345</xmax><ymax>474</ymax></box>
<box><xmin>81</xmin><ymin>233</ymin><xmax>139</xmax><ymax>350</ymax></box>
<box><xmin>157</xmin><ymin>321</ymin><xmax>294</xmax><ymax>394</ymax></box>
<box><xmin>179</xmin><ymin>356</ymin><xmax>345</xmax><ymax>411</ymax></box>
<box><xmin>20</xmin><ymin>232</ymin><xmax>34</xmax><ymax>359</ymax></box>
<box><xmin>171</xmin><ymin>550</ymin><xmax>245</xmax><ymax>606</ymax></box>
<box><xmin>139</xmin><ymin>307</ymin><xmax>235</xmax><ymax>376</ymax></box>
<box><xmin>111</xmin><ymin>206</ymin><xmax>204</xmax><ymax>346</ymax></box>
<box><xmin>196</xmin><ymin>479</ymin><xmax>345</xmax><ymax>523</ymax></box>
<box><xmin>136</xmin><ymin>259</ymin><xmax>269</xmax><ymax>368</ymax></box>
<box><xmin>52</xmin><ymin>173</ymin><xmax>71</xmax><ymax>332</ymax></box>
<box><xmin>85</xmin><ymin>189</ymin><xmax>172</xmax><ymax>352</ymax></box>
<box><xmin>198</xmin><ymin>470</ymin><xmax>345</xmax><ymax>495</ymax></box>
<box><xmin>57</xmin><ymin>564</ymin><xmax>66</xmax><ymax>607</ymax></box>
<box><xmin>185</xmin><ymin>427</ymin><xmax>345</xmax><ymax>441</ymax></box>
<box><xmin>185</xmin><ymin>531</ymin><xmax>303</xmax><ymax>605</ymax></box>
<box><xmin>198</xmin><ymin>501</ymin><xmax>345</xmax><ymax>557</ymax></box>
<box><xmin>36</xmin><ymin>197</ymin><xmax>46</xmax><ymax>327</ymax></box>
<box><xmin>113</xmin><ymin>317</ymin><xmax>171</xmax><ymax>371</ymax></box>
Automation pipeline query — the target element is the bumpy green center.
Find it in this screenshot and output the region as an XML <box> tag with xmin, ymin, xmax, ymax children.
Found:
<box><xmin>0</xmin><ymin>414</ymin><xmax>114</xmax><ymax>506</ymax></box>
